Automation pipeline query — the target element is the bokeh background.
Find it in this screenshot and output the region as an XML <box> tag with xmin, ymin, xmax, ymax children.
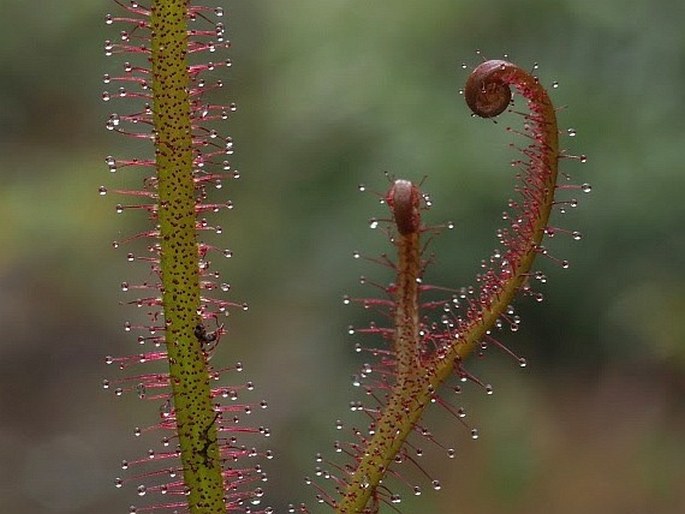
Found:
<box><xmin>1</xmin><ymin>1</ymin><xmax>683</xmax><ymax>513</ymax></box>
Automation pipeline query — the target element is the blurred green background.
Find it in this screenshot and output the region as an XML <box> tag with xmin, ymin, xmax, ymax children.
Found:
<box><xmin>0</xmin><ymin>0</ymin><xmax>683</xmax><ymax>513</ymax></box>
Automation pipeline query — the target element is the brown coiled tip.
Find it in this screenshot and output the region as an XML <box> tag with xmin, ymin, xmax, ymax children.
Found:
<box><xmin>464</xmin><ymin>59</ymin><xmax>513</xmax><ymax>118</ymax></box>
<box><xmin>387</xmin><ymin>179</ymin><xmax>421</xmax><ymax>236</ymax></box>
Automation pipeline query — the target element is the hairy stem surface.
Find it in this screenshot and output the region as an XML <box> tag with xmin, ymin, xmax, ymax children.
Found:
<box><xmin>152</xmin><ymin>1</ymin><xmax>224</xmax><ymax>512</ymax></box>
<box><xmin>337</xmin><ymin>60</ymin><xmax>560</xmax><ymax>513</ymax></box>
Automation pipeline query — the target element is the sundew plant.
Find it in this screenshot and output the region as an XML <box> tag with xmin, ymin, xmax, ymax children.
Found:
<box><xmin>100</xmin><ymin>2</ymin><xmax>588</xmax><ymax>513</ymax></box>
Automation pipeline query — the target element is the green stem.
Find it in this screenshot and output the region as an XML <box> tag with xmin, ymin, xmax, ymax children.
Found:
<box><xmin>151</xmin><ymin>1</ymin><xmax>225</xmax><ymax>512</ymax></box>
<box><xmin>336</xmin><ymin>61</ymin><xmax>560</xmax><ymax>513</ymax></box>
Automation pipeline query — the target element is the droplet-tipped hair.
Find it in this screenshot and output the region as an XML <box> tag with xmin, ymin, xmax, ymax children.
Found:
<box><xmin>102</xmin><ymin>2</ymin><xmax>269</xmax><ymax>512</ymax></box>
<box><xmin>307</xmin><ymin>60</ymin><xmax>588</xmax><ymax>513</ymax></box>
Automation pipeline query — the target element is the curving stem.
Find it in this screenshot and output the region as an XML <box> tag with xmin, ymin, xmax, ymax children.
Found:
<box><xmin>336</xmin><ymin>59</ymin><xmax>559</xmax><ymax>513</ymax></box>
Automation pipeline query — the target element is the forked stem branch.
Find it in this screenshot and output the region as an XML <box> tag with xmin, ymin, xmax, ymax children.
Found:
<box><xmin>336</xmin><ymin>59</ymin><xmax>559</xmax><ymax>513</ymax></box>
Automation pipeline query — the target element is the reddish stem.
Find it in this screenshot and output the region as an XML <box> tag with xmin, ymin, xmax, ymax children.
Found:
<box><xmin>336</xmin><ymin>59</ymin><xmax>560</xmax><ymax>513</ymax></box>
